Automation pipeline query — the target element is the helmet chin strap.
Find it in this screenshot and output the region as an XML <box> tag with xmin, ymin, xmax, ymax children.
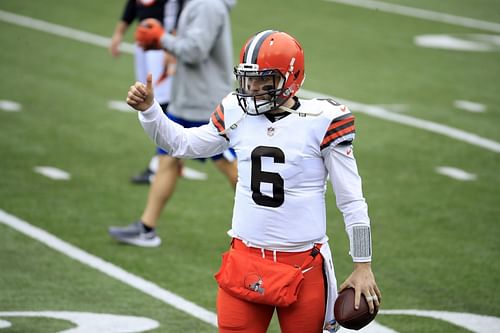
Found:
<box><xmin>219</xmin><ymin>111</ymin><xmax>248</xmax><ymax>135</ymax></box>
<box><xmin>278</xmin><ymin>104</ymin><xmax>323</xmax><ymax>116</ymax></box>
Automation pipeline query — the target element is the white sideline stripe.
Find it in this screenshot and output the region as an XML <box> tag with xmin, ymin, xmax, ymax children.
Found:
<box><xmin>1</xmin><ymin>9</ymin><xmax>499</xmax><ymax>154</ymax></box>
<box><xmin>0</xmin><ymin>209</ymin><xmax>218</xmax><ymax>327</ymax></box>
<box><xmin>323</xmin><ymin>0</ymin><xmax>500</xmax><ymax>33</ymax></box>
<box><xmin>0</xmin><ymin>10</ymin><xmax>134</xmax><ymax>54</ymax></box>
<box><xmin>298</xmin><ymin>89</ymin><xmax>500</xmax><ymax>154</ymax></box>
<box><xmin>414</xmin><ymin>34</ymin><xmax>500</xmax><ymax>52</ymax></box>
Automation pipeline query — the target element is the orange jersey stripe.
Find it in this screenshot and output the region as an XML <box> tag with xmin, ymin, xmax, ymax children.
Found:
<box><xmin>211</xmin><ymin>105</ymin><xmax>225</xmax><ymax>134</ymax></box>
<box><xmin>325</xmin><ymin>116</ymin><xmax>354</xmax><ymax>132</ymax></box>
<box><xmin>321</xmin><ymin>125</ymin><xmax>355</xmax><ymax>149</ymax></box>
<box><xmin>321</xmin><ymin>115</ymin><xmax>355</xmax><ymax>148</ymax></box>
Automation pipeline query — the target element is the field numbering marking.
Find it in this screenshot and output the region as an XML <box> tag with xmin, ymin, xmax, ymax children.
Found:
<box><xmin>0</xmin><ymin>312</ymin><xmax>159</xmax><ymax>333</ymax></box>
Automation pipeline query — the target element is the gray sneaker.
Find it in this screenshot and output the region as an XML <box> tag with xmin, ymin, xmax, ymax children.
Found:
<box><xmin>108</xmin><ymin>221</ymin><xmax>161</xmax><ymax>247</ymax></box>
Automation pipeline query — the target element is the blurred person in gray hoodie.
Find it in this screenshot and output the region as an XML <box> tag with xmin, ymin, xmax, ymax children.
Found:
<box><xmin>108</xmin><ymin>0</ymin><xmax>238</xmax><ymax>247</ymax></box>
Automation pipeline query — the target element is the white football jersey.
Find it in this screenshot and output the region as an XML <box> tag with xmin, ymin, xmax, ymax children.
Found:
<box><xmin>140</xmin><ymin>93</ymin><xmax>370</xmax><ymax>252</ymax></box>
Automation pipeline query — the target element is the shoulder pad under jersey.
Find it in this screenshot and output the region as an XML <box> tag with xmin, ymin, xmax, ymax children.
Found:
<box><xmin>311</xmin><ymin>98</ymin><xmax>356</xmax><ymax>149</ymax></box>
<box><xmin>311</xmin><ymin>98</ymin><xmax>352</xmax><ymax>120</ymax></box>
<box><xmin>210</xmin><ymin>93</ymin><xmax>243</xmax><ymax>139</ymax></box>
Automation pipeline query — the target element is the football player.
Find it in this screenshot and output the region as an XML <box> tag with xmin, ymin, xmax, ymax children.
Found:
<box><xmin>126</xmin><ymin>30</ymin><xmax>381</xmax><ymax>332</ymax></box>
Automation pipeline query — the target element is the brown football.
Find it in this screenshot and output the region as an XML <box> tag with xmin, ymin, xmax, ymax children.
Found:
<box><xmin>334</xmin><ymin>288</ymin><xmax>378</xmax><ymax>330</ymax></box>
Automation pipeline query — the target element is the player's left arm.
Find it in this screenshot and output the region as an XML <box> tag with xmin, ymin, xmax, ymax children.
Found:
<box><xmin>322</xmin><ymin>119</ymin><xmax>381</xmax><ymax>314</ymax></box>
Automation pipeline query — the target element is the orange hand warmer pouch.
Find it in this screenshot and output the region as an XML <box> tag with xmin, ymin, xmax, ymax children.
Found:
<box><xmin>214</xmin><ymin>244</ymin><xmax>320</xmax><ymax>307</ymax></box>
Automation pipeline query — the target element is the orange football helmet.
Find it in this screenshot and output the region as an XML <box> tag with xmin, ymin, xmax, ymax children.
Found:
<box><xmin>234</xmin><ymin>30</ymin><xmax>305</xmax><ymax>115</ymax></box>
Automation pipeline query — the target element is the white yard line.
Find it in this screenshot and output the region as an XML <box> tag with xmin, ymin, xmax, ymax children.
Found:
<box><xmin>1</xmin><ymin>9</ymin><xmax>499</xmax><ymax>154</ymax></box>
<box><xmin>0</xmin><ymin>10</ymin><xmax>134</xmax><ymax>53</ymax></box>
<box><xmin>323</xmin><ymin>0</ymin><xmax>500</xmax><ymax>33</ymax></box>
<box><xmin>0</xmin><ymin>209</ymin><xmax>218</xmax><ymax>328</ymax></box>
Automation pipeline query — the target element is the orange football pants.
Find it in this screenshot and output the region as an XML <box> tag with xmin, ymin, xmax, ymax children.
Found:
<box><xmin>216</xmin><ymin>239</ymin><xmax>326</xmax><ymax>333</ymax></box>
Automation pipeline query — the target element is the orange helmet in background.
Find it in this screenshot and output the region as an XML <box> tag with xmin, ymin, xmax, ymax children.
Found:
<box><xmin>234</xmin><ymin>30</ymin><xmax>305</xmax><ymax>115</ymax></box>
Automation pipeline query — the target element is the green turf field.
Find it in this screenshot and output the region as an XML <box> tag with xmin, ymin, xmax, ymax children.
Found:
<box><xmin>0</xmin><ymin>0</ymin><xmax>499</xmax><ymax>332</ymax></box>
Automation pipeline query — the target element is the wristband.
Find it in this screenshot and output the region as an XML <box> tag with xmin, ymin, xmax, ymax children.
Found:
<box><xmin>348</xmin><ymin>224</ymin><xmax>372</xmax><ymax>262</ymax></box>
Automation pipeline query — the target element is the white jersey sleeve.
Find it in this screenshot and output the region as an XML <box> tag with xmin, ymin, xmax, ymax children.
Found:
<box><xmin>323</xmin><ymin>144</ymin><xmax>372</xmax><ymax>262</ymax></box>
<box><xmin>318</xmin><ymin>99</ymin><xmax>372</xmax><ymax>262</ymax></box>
<box><xmin>138</xmin><ymin>100</ymin><xmax>229</xmax><ymax>158</ymax></box>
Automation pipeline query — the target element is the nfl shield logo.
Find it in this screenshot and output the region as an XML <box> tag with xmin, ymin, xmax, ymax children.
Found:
<box><xmin>267</xmin><ymin>127</ymin><xmax>275</xmax><ymax>136</ymax></box>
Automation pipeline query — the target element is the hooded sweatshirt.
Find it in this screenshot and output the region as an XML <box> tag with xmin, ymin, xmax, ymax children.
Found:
<box><xmin>160</xmin><ymin>0</ymin><xmax>237</xmax><ymax>121</ymax></box>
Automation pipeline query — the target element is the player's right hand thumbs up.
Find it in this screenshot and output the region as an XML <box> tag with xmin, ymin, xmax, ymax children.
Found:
<box><xmin>127</xmin><ymin>73</ymin><xmax>155</xmax><ymax>112</ymax></box>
